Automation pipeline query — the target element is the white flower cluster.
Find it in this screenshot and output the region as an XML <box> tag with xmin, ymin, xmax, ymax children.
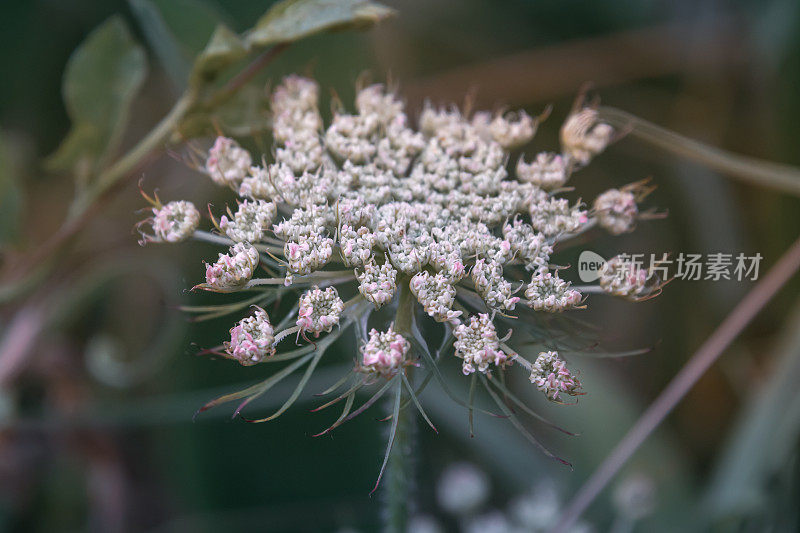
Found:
<box><xmin>502</xmin><ymin>217</ymin><xmax>552</xmax><ymax>272</ymax></box>
<box><xmin>219</xmin><ymin>200</ymin><xmax>277</xmax><ymax>242</ymax></box>
<box><xmin>205</xmin><ymin>243</ymin><xmax>259</xmax><ymax>290</ymax></box>
<box><xmin>225</xmin><ymin>307</ymin><xmax>275</xmax><ymax>365</ymax></box>
<box><xmin>205</xmin><ymin>136</ymin><xmax>252</xmax><ymax>187</ymax></box>
<box><xmin>529</xmin><ymin>350</ymin><xmax>582</xmax><ymax>401</ymax></box>
<box><xmin>410</xmin><ymin>271</ymin><xmax>462</xmax><ymax>323</ymax></box>
<box><xmin>339</xmin><ymin>224</ymin><xmax>374</xmax><ymax>267</ymax></box>
<box><xmin>453</xmin><ymin>313</ymin><xmax>509</xmax><ymax>375</ymax></box>
<box><xmin>357</xmin><ymin>259</ymin><xmax>397</xmax><ymax>308</ymax></box>
<box><xmin>516</xmin><ymin>152</ymin><xmax>570</xmax><ymax>190</ymax></box>
<box><xmin>149</xmin><ymin>200</ymin><xmax>199</xmax><ymax>243</ymax></box>
<box><xmin>529</xmin><ymin>197</ymin><xmax>588</xmax><ymax>237</ymax></box>
<box><xmin>594</xmin><ymin>188</ymin><xmax>638</xmax><ymax>235</ymax></box>
<box><xmin>560</xmin><ymin>107</ymin><xmax>615</xmax><ymax>167</ymax></box>
<box><xmin>150</xmin><ymin>74</ymin><xmax>669</xmax><ymax>423</ymax></box>
<box><xmin>525</xmin><ymin>271</ymin><xmax>583</xmax><ymax>312</ymax></box>
<box><xmin>599</xmin><ymin>255</ymin><xmax>658</xmax><ymax>300</ymax></box>
<box><xmin>359</xmin><ymin>325</ymin><xmax>410</xmax><ymax>377</ymax></box>
<box><xmin>296</xmin><ymin>286</ymin><xmax>345</xmax><ymax>336</ymax></box>
<box><xmin>471</xmin><ymin>259</ymin><xmax>520</xmax><ymax>311</ymax></box>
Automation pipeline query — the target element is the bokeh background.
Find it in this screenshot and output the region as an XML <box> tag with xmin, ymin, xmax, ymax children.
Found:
<box><xmin>1</xmin><ymin>0</ymin><xmax>800</xmax><ymax>531</ymax></box>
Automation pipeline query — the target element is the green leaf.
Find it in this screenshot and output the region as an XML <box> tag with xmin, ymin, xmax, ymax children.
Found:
<box><xmin>45</xmin><ymin>16</ymin><xmax>147</xmax><ymax>175</ymax></box>
<box><xmin>177</xmin><ymin>84</ymin><xmax>269</xmax><ymax>138</ymax></box>
<box><xmin>129</xmin><ymin>0</ymin><xmax>228</xmax><ymax>89</ymax></box>
<box><xmin>189</xmin><ymin>24</ymin><xmax>247</xmax><ymax>88</ymax></box>
<box><xmin>245</xmin><ymin>0</ymin><xmax>396</xmax><ymax>49</ymax></box>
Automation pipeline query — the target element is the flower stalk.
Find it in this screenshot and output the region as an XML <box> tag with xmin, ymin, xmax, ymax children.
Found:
<box><xmin>382</xmin><ymin>278</ymin><xmax>416</xmax><ymax>533</ymax></box>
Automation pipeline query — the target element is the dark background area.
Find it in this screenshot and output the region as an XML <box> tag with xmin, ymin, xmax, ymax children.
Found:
<box><xmin>1</xmin><ymin>0</ymin><xmax>800</xmax><ymax>531</ymax></box>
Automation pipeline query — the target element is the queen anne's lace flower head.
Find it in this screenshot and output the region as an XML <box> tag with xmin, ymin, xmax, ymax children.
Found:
<box><xmin>594</xmin><ymin>188</ymin><xmax>638</xmax><ymax>235</ymax></box>
<box><xmin>205</xmin><ymin>243</ymin><xmax>259</xmax><ymax>290</ymax></box>
<box><xmin>162</xmin><ymin>74</ymin><xmax>667</xmax><ymax>466</ymax></box>
<box><xmin>225</xmin><ymin>307</ymin><xmax>276</xmax><ymax>365</ymax></box>
<box><xmin>525</xmin><ymin>271</ymin><xmax>583</xmax><ymax>312</ymax></box>
<box><xmin>205</xmin><ymin>136</ymin><xmax>252</xmax><ymax>187</ymax></box>
<box><xmin>454</xmin><ymin>314</ymin><xmax>509</xmax><ymax>375</ymax></box>
<box><xmin>147</xmin><ymin>200</ymin><xmax>199</xmax><ymax>243</ymax></box>
<box><xmin>359</xmin><ymin>325</ymin><xmax>410</xmax><ymax>377</ymax></box>
<box><xmin>529</xmin><ymin>350</ymin><xmax>582</xmax><ymax>401</ymax></box>
<box><xmin>296</xmin><ymin>286</ymin><xmax>345</xmax><ymax>336</ymax></box>
<box><xmin>219</xmin><ymin>200</ymin><xmax>276</xmax><ymax>243</ymax></box>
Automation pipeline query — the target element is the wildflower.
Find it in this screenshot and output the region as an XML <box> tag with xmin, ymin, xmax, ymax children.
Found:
<box><xmin>487</xmin><ymin>110</ymin><xmax>538</xmax><ymax>150</ymax></box>
<box><xmin>454</xmin><ymin>314</ymin><xmax>509</xmax><ymax>375</ymax></box>
<box><xmin>594</xmin><ymin>188</ymin><xmax>638</xmax><ymax>235</ymax></box>
<box><xmin>205</xmin><ymin>136</ymin><xmax>252</xmax><ymax>187</ymax></box>
<box><xmin>529</xmin><ymin>351</ymin><xmax>582</xmax><ymax>401</ymax></box>
<box><xmin>502</xmin><ymin>218</ymin><xmax>552</xmax><ymax>272</ymax></box>
<box><xmin>296</xmin><ymin>286</ymin><xmax>345</xmax><ymax>336</ymax></box>
<box><xmin>148</xmin><ymin>200</ymin><xmax>199</xmax><ymax>243</ymax></box>
<box><xmin>339</xmin><ymin>224</ymin><xmax>374</xmax><ymax>267</ymax></box>
<box><xmin>359</xmin><ymin>325</ymin><xmax>410</xmax><ymax>377</ymax></box>
<box><xmin>169</xmin><ymin>75</ymin><xmax>667</xmax><ymax>475</ymax></box>
<box><xmin>560</xmin><ymin>107</ymin><xmax>614</xmax><ymax>167</ymax></box>
<box><xmin>357</xmin><ymin>259</ymin><xmax>397</xmax><ymax>308</ymax></box>
<box><xmin>516</xmin><ymin>152</ymin><xmax>570</xmax><ymax>190</ymax></box>
<box><xmin>525</xmin><ymin>271</ymin><xmax>583</xmax><ymax>312</ymax></box>
<box><xmin>410</xmin><ymin>271</ymin><xmax>462</xmax><ymax>323</ymax></box>
<box><xmin>225</xmin><ymin>307</ymin><xmax>276</xmax><ymax>365</ymax></box>
<box><xmin>429</xmin><ymin>241</ymin><xmax>466</xmax><ymax>282</ymax></box>
<box><xmin>471</xmin><ymin>259</ymin><xmax>520</xmax><ymax>311</ymax></box>
<box><xmin>529</xmin><ymin>196</ymin><xmax>588</xmax><ymax>237</ymax></box>
<box><xmin>219</xmin><ymin>200</ymin><xmax>277</xmax><ymax>243</ymax></box>
<box><xmin>599</xmin><ymin>255</ymin><xmax>658</xmax><ymax>300</ymax></box>
<box><xmin>204</xmin><ymin>243</ymin><xmax>259</xmax><ymax>290</ymax></box>
<box><xmin>284</xmin><ymin>233</ymin><xmax>334</xmax><ymax>280</ymax></box>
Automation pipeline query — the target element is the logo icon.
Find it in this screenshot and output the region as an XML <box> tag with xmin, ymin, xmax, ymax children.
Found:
<box><xmin>578</xmin><ymin>250</ymin><xmax>606</xmax><ymax>282</ymax></box>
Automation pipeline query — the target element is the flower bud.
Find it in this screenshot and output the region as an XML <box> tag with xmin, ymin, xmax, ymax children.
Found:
<box><xmin>529</xmin><ymin>350</ymin><xmax>582</xmax><ymax>401</ymax></box>
<box><xmin>205</xmin><ymin>136</ymin><xmax>252</xmax><ymax>187</ymax></box>
<box><xmin>225</xmin><ymin>307</ymin><xmax>275</xmax><ymax>365</ymax></box>
<box><xmin>454</xmin><ymin>314</ymin><xmax>508</xmax><ymax>375</ymax></box>
<box><xmin>205</xmin><ymin>243</ymin><xmax>259</xmax><ymax>290</ymax></box>
<box><xmin>359</xmin><ymin>325</ymin><xmax>410</xmax><ymax>377</ymax></box>
<box><xmin>296</xmin><ymin>286</ymin><xmax>345</xmax><ymax>336</ymax></box>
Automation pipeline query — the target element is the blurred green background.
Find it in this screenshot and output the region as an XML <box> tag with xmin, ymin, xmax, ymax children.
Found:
<box><xmin>1</xmin><ymin>0</ymin><xmax>800</xmax><ymax>532</ymax></box>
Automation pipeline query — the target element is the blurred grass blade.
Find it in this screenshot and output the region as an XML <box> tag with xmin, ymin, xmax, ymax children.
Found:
<box><xmin>45</xmin><ymin>16</ymin><xmax>147</xmax><ymax>177</ymax></box>
<box><xmin>703</xmin><ymin>301</ymin><xmax>800</xmax><ymax>522</ymax></box>
<box><xmin>598</xmin><ymin>106</ymin><xmax>800</xmax><ymax>196</ymax></box>
<box><xmin>129</xmin><ymin>0</ymin><xmax>191</xmax><ymax>88</ymax></box>
<box><xmin>245</xmin><ymin>0</ymin><xmax>395</xmax><ymax>49</ymax></box>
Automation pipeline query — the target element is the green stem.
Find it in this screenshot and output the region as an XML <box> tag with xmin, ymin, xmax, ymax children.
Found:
<box><xmin>597</xmin><ymin>106</ymin><xmax>800</xmax><ymax>197</ymax></box>
<box><xmin>383</xmin><ymin>278</ymin><xmax>416</xmax><ymax>533</ymax></box>
<box><xmin>71</xmin><ymin>91</ymin><xmax>197</xmax><ymax>217</ymax></box>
